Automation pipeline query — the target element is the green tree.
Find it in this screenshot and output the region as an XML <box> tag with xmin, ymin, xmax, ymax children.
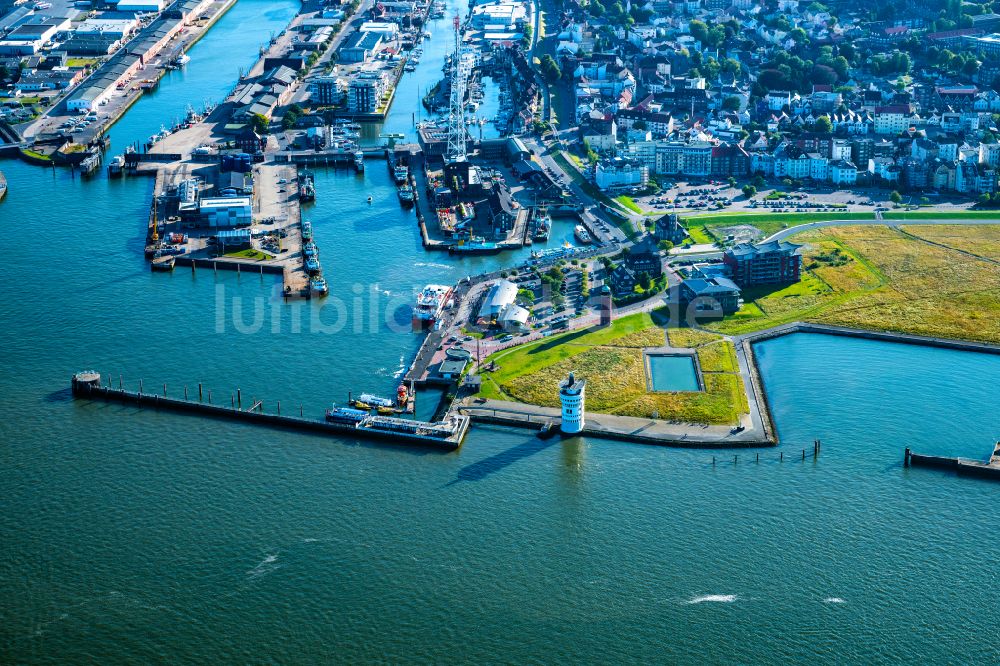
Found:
<box><xmin>742</xmin><ymin>184</ymin><xmax>757</xmax><ymax>198</ymax></box>
<box><xmin>657</xmin><ymin>240</ymin><xmax>674</xmax><ymax>252</ymax></box>
<box><xmin>814</xmin><ymin>115</ymin><xmax>833</xmax><ymax>133</ymax></box>
<box><xmin>889</xmin><ymin>190</ymin><xmax>902</xmax><ymax>204</ymax></box>
<box><xmin>540</xmin><ymin>54</ymin><xmax>561</xmax><ymax>83</ymax></box>
<box><xmin>250</xmin><ymin>113</ymin><xmax>269</xmax><ymax>134</ymax></box>
<box><xmin>637</xmin><ymin>271</ymin><xmax>652</xmax><ymax>291</ymax></box>
<box><xmin>722</xmin><ymin>96</ymin><xmax>741</xmax><ymax>111</ymax></box>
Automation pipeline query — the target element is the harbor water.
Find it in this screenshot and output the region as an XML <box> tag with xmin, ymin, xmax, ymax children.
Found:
<box><xmin>2</xmin><ymin>0</ymin><xmax>1000</xmax><ymax>662</ymax></box>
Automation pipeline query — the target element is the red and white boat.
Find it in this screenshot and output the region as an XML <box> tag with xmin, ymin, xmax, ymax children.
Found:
<box><xmin>413</xmin><ymin>284</ymin><xmax>453</xmax><ymax>329</ymax></box>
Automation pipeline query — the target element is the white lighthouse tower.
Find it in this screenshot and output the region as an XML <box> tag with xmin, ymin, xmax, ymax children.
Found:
<box><xmin>558</xmin><ymin>371</ymin><xmax>586</xmax><ymax>434</ymax></box>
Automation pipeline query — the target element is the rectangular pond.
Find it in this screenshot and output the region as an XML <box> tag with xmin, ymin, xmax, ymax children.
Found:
<box><xmin>647</xmin><ymin>354</ymin><xmax>700</xmax><ymax>392</ymax></box>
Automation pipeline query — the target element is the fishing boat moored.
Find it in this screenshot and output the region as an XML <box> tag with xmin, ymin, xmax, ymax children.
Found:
<box><xmin>397</xmin><ymin>184</ymin><xmax>415</xmax><ymax>206</ymax></box>
<box><xmin>311</xmin><ymin>276</ymin><xmax>328</xmax><ymax>296</ymax></box>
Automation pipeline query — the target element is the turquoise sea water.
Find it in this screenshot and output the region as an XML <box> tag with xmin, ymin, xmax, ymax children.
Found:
<box><xmin>648</xmin><ymin>354</ymin><xmax>700</xmax><ymax>392</ymax></box>
<box><xmin>1</xmin><ymin>0</ymin><xmax>1000</xmax><ymax>662</ymax></box>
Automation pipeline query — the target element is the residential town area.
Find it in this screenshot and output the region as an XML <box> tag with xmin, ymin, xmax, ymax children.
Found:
<box><xmin>535</xmin><ymin>0</ymin><xmax>1000</xmax><ymax>211</ymax></box>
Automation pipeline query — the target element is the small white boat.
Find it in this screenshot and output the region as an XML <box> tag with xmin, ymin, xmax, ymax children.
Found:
<box><xmin>367</xmin><ymin>196</ymin><xmax>373</xmax><ymax>203</ymax></box>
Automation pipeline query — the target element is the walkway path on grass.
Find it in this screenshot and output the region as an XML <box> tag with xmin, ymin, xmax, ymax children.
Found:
<box><xmin>762</xmin><ymin>217</ymin><xmax>1000</xmax><ymax>244</ymax></box>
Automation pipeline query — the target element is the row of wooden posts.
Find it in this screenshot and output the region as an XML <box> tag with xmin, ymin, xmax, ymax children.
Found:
<box><xmin>110</xmin><ymin>374</ymin><xmax>305</xmax><ymax>417</ymax></box>
<box><xmin>712</xmin><ymin>440</ymin><xmax>822</xmax><ymax>466</ymax></box>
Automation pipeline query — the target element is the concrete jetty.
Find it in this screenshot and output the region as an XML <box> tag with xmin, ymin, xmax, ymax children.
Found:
<box><xmin>70</xmin><ymin>371</ymin><xmax>469</xmax><ymax>450</ymax></box>
<box><xmin>905</xmin><ymin>443</ymin><xmax>1000</xmax><ymax>480</ymax></box>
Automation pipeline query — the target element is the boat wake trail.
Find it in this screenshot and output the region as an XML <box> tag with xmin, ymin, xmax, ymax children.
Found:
<box><xmin>247</xmin><ymin>553</ymin><xmax>281</xmax><ymax>579</ymax></box>
<box><xmin>686</xmin><ymin>594</ymin><xmax>738</xmax><ymax>604</ymax></box>
<box><xmin>414</xmin><ymin>262</ymin><xmax>452</xmax><ymax>270</ymax></box>
<box><xmin>823</xmin><ymin>597</ymin><xmax>846</xmax><ymax>604</ymax></box>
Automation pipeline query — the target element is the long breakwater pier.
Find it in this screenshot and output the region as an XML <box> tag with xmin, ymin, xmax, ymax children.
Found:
<box><xmin>70</xmin><ymin>371</ymin><xmax>470</xmax><ymax>450</ymax></box>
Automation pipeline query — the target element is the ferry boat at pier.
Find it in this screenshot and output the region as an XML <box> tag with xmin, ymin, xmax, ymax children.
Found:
<box><xmin>574</xmin><ymin>224</ymin><xmax>592</xmax><ymax>244</ymax></box>
<box><xmin>325</xmin><ymin>405</ymin><xmax>369</xmax><ymax>424</ymax></box>
<box><xmin>393</xmin><ymin>163</ymin><xmax>409</xmax><ymax>184</ymax></box>
<box><xmin>413</xmin><ymin>284</ymin><xmax>453</xmax><ymax>328</ymax></box>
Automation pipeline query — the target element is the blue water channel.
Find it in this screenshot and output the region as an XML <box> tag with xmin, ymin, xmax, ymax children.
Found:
<box><xmin>1</xmin><ymin>0</ymin><xmax>999</xmax><ymax>661</ymax></box>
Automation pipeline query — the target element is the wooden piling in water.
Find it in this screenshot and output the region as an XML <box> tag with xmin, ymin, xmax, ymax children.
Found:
<box><xmin>198</xmin><ymin>383</ymin><xmax>203</xmax><ymax>401</ymax></box>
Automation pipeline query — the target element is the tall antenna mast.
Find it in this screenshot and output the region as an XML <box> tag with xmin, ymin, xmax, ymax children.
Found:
<box><xmin>446</xmin><ymin>14</ymin><xmax>468</xmax><ymax>163</ymax></box>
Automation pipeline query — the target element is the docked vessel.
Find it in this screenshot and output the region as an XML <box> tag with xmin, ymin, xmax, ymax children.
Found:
<box><xmin>298</xmin><ymin>170</ymin><xmax>316</xmax><ymax>202</ymax></box>
<box><xmin>357</xmin><ymin>393</ymin><xmax>395</xmax><ymax>408</ymax></box>
<box><xmin>305</xmin><ymin>258</ymin><xmax>322</xmax><ymax>275</ymax></box>
<box><xmin>533</xmin><ymin>213</ymin><xmax>550</xmax><ymax>241</ymax></box>
<box><xmin>412</xmin><ymin>284</ymin><xmax>453</xmax><ymax>328</ymax></box>
<box><xmin>450</xmin><ymin>237</ymin><xmax>501</xmax><ymax>255</ymax></box>
<box><xmin>299</xmin><ymin>180</ymin><xmax>315</xmax><ymax>202</ymax></box>
<box><xmin>107</xmin><ymin>154</ymin><xmax>125</xmax><ymax>178</ymax></box>
<box><xmin>303</xmin><ymin>241</ymin><xmax>318</xmax><ymax>258</ymax></box>
<box><xmin>325</xmin><ymin>404</ymin><xmax>369</xmax><ymax>424</ymax></box>
<box><xmin>574</xmin><ymin>224</ymin><xmax>592</xmax><ymax>244</ymax></box>
<box><xmin>301</xmin><ymin>220</ymin><xmax>313</xmax><ymax>241</ymax></box>
<box><xmin>397</xmin><ymin>184</ymin><xmax>415</xmax><ymax>205</ymax></box>
<box><xmin>174</xmin><ymin>53</ymin><xmax>191</xmax><ymax>67</ymax></box>
<box><xmin>311</xmin><ymin>276</ymin><xmax>328</xmax><ymax>296</ymax></box>
<box><xmin>150</xmin><ymin>256</ymin><xmax>175</xmax><ymax>271</ymax></box>
<box><xmin>393</xmin><ymin>163</ymin><xmax>409</xmax><ymax>184</ymax></box>
<box><xmin>353</xmin><ymin>151</ymin><xmax>365</xmax><ymax>172</ymax></box>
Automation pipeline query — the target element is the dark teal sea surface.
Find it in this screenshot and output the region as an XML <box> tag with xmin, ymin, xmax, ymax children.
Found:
<box><xmin>1</xmin><ymin>0</ymin><xmax>999</xmax><ymax>662</ymax></box>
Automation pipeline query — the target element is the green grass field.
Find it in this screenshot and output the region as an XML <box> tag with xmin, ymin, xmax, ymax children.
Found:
<box><xmin>615</xmin><ymin>195</ymin><xmax>643</xmax><ymax>214</ymax></box>
<box><xmin>224</xmin><ymin>249</ymin><xmax>270</xmax><ymax>260</ymax></box>
<box><xmin>685</xmin><ymin>211</ymin><xmax>875</xmax><ymax>238</ymax></box>
<box><xmin>477</xmin><ymin>311</ymin><xmax>747</xmax><ymax>424</ymax></box>
<box><xmin>704</xmin><ymin>225</ymin><xmax>1000</xmax><ymax>343</ymax></box>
